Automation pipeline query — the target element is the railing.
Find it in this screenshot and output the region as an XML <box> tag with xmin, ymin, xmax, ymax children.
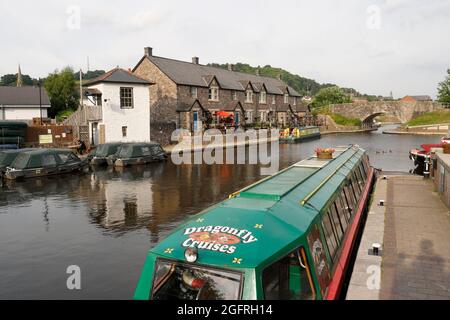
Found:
<box><xmin>63</xmin><ymin>105</ymin><xmax>102</xmax><ymax>127</ymax></box>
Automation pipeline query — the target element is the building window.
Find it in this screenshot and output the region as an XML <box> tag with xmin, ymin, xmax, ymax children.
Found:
<box><xmin>260</xmin><ymin>111</ymin><xmax>268</xmax><ymax>123</ymax></box>
<box><xmin>260</xmin><ymin>90</ymin><xmax>267</xmax><ymax>104</ymax></box>
<box><xmin>246</xmin><ymin>111</ymin><xmax>253</xmax><ymax>123</ymax></box>
<box><xmin>120</xmin><ymin>87</ymin><xmax>134</xmax><ymax>109</ymax></box>
<box><xmin>272</xmin><ymin>95</ymin><xmax>276</xmax><ymax>105</ymax></box>
<box><xmin>232</xmin><ymin>91</ymin><xmax>238</xmax><ymax>101</ymax></box>
<box><xmin>120</xmin><ymin>88</ymin><xmax>134</xmax><ymax>109</ymax></box>
<box><xmin>246</xmin><ymin>90</ymin><xmax>253</xmax><ymax>103</ymax></box>
<box><xmin>191</xmin><ymin>87</ymin><xmax>198</xmax><ymax>99</ymax></box>
<box><xmin>284</xmin><ymin>93</ymin><xmax>289</xmax><ymax>104</ymax></box>
<box><xmin>293</xmin><ymin>97</ymin><xmax>297</xmax><ymax>106</ymax></box>
<box><xmin>209</xmin><ymin>86</ymin><xmax>219</xmax><ymax>101</ymax></box>
<box><xmin>122</xmin><ymin>126</ymin><xmax>127</xmax><ymax>138</ymax></box>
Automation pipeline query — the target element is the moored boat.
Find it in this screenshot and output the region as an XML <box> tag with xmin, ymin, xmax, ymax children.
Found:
<box><xmin>108</xmin><ymin>143</ymin><xmax>167</xmax><ymax>167</ymax></box>
<box><xmin>88</xmin><ymin>143</ymin><xmax>123</xmax><ymax>166</ymax></box>
<box><xmin>134</xmin><ymin>145</ymin><xmax>375</xmax><ymax>300</ymax></box>
<box><xmin>4</xmin><ymin>149</ymin><xmax>88</xmax><ymax>180</ymax></box>
<box><xmin>279</xmin><ymin>126</ymin><xmax>321</xmax><ymax>144</ymax></box>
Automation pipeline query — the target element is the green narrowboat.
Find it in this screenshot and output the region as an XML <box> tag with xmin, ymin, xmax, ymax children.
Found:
<box><xmin>134</xmin><ymin>145</ymin><xmax>375</xmax><ymax>300</ymax></box>
<box><xmin>4</xmin><ymin>149</ymin><xmax>88</xmax><ymax>180</ymax></box>
<box><xmin>108</xmin><ymin>143</ymin><xmax>167</xmax><ymax>167</ymax></box>
<box><xmin>88</xmin><ymin>143</ymin><xmax>123</xmax><ymax>166</ymax></box>
<box><xmin>0</xmin><ymin>149</ymin><xmax>33</xmax><ymax>174</ymax></box>
<box><xmin>280</xmin><ymin>126</ymin><xmax>321</xmax><ymax>144</ymax></box>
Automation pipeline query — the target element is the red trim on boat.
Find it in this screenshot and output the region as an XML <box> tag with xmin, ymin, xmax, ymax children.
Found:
<box><xmin>325</xmin><ymin>167</ymin><xmax>375</xmax><ymax>300</ymax></box>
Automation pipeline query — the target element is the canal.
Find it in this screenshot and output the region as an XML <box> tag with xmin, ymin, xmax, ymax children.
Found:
<box><xmin>0</xmin><ymin>126</ymin><xmax>441</xmax><ymax>299</ymax></box>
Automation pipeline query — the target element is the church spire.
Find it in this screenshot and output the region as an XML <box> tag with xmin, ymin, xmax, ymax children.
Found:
<box><xmin>16</xmin><ymin>64</ymin><xmax>23</xmax><ymax>87</ymax></box>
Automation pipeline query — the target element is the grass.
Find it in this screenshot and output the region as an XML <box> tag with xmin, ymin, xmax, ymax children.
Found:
<box><xmin>315</xmin><ymin>106</ymin><xmax>362</xmax><ymax>127</ymax></box>
<box><xmin>56</xmin><ymin>109</ymin><xmax>76</xmax><ymax>122</ymax></box>
<box><xmin>407</xmin><ymin>110</ymin><xmax>450</xmax><ymax>126</ymax></box>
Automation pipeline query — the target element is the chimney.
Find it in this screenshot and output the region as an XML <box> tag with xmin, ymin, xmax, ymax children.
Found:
<box><xmin>144</xmin><ymin>47</ymin><xmax>153</xmax><ymax>57</ymax></box>
<box><xmin>227</xmin><ymin>63</ymin><xmax>234</xmax><ymax>71</ymax></box>
<box><xmin>192</xmin><ymin>57</ymin><xmax>199</xmax><ymax>64</ymax></box>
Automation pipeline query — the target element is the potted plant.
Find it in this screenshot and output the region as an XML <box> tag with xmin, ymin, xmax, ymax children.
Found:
<box><xmin>315</xmin><ymin>148</ymin><xmax>335</xmax><ymax>159</ymax></box>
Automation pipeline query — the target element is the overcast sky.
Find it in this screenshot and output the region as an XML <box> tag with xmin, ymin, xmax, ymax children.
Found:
<box><xmin>0</xmin><ymin>0</ymin><xmax>449</xmax><ymax>98</ymax></box>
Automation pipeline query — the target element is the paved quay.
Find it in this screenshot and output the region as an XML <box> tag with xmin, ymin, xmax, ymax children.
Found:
<box><xmin>347</xmin><ymin>174</ymin><xmax>450</xmax><ymax>300</ymax></box>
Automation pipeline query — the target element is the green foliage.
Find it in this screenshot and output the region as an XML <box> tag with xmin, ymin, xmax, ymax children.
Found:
<box><xmin>407</xmin><ymin>110</ymin><xmax>450</xmax><ymax>126</ymax></box>
<box><xmin>0</xmin><ymin>74</ymin><xmax>37</xmax><ymax>86</ymax></box>
<box><xmin>56</xmin><ymin>108</ymin><xmax>76</xmax><ymax>122</ymax></box>
<box><xmin>311</xmin><ymin>86</ymin><xmax>352</xmax><ymax>109</ymax></box>
<box><xmin>329</xmin><ymin>113</ymin><xmax>362</xmax><ymax>127</ymax></box>
<box><xmin>44</xmin><ymin>67</ymin><xmax>79</xmax><ymax>118</ymax></box>
<box><xmin>437</xmin><ymin>69</ymin><xmax>450</xmax><ymax>104</ymax></box>
<box><xmin>73</xmin><ymin>70</ymin><xmax>106</xmax><ymax>81</ymax></box>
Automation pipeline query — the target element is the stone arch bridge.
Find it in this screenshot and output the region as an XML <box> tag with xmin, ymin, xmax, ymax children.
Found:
<box><xmin>330</xmin><ymin>101</ymin><xmax>444</xmax><ymax>125</ymax></box>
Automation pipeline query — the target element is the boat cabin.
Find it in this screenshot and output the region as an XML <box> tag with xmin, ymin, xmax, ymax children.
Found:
<box><xmin>134</xmin><ymin>145</ymin><xmax>374</xmax><ymax>300</ymax></box>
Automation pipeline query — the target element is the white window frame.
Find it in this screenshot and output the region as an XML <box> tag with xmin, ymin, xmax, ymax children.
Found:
<box><xmin>246</xmin><ymin>110</ymin><xmax>253</xmax><ymax>123</ymax></box>
<box><xmin>233</xmin><ymin>91</ymin><xmax>238</xmax><ymax>101</ymax></box>
<box><xmin>259</xmin><ymin>90</ymin><xmax>267</xmax><ymax>104</ymax></box>
<box><xmin>191</xmin><ymin>87</ymin><xmax>198</xmax><ymax>99</ymax></box>
<box><xmin>284</xmin><ymin>93</ymin><xmax>289</xmax><ymax>104</ymax></box>
<box><xmin>209</xmin><ymin>86</ymin><xmax>219</xmax><ymax>101</ymax></box>
<box><xmin>293</xmin><ymin>97</ymin><xmax>297</xmax><ymax>106</ymax></box>
<box><xmin>246</xmin><ymin>90</ymin><xmax>253</xmax><ymax>103</ymax></box>
<box><xmin>272</xmin><ymin>95</ymin><xmax>276</xmax><ymax>105</ymax></box>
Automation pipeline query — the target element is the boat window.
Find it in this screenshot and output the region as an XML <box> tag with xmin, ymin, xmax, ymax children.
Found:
<box><xmin>358</xmin><ymin>163</ymin><xmax>367</xmax><ymax>182</ymax></box>
<box><xmin>350</xmin><ymin>176</ymin><xmax>360</xmax><ymax>200</ymax></box>
<box><xmin>339</xmin><ymin>191</ymin><xmax>352</xmax><ymax>221</ymax></box>
<box><xmin>321</xmin><ymin>213</ymin><xmax>338</xmax><ymax>260</ymax></box>
<box><xmin>329</xmin><ymin>204</ymin><xmax>344</xmax><ymax>242</ymax></box>
<box><xmin>334</xmin><ymin>195</ymin><xmax>349</xmax><ymax>232</ymax></box>
<box><xmin>11</xmin><ymin>153</ymin><xmax>29</xmax><ymax>169</ymax></box>
<box><xmin>343</xmin><ymin>184</ymin><xmax>356</xmax><ymax>215</ymax></box>
<box><xmin>141</xmin><ymin>146</ymin><xmax>152</xmax><ymax>156</ymax></box>
<box><xmin>151</xmin><ymin>260</ymin><xmax>242</xmax><ymax>300</ymax></box>
<box><xmin>42</xmin><ymin>154</ymin><xmax>57</xmax><ymax>167</ymax></box>
<box><xmin>262</xmin><ymin>248</ymin><xmax>315</xmax><ymax>300</ymax></box>
<box><xmin>354</xmin><ymin>170</ymin><xmax>363</xmax><ymax>193</ymax></box>
<box><xmin>356</xmin><ymin>165</ymin><xmax>366</xmax><ymax>189</ymax></box>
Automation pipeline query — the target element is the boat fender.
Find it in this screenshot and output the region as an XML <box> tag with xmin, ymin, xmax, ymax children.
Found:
<box><xmin>182</xmin><ymin>271</ymin><xmax>205</xmax><ymax>289</ymax></box>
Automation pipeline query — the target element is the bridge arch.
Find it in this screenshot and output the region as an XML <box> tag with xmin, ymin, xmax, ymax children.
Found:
<box><xmin>362</xmin><ymin>112</ymin><xmax>385</xmax><ymax>126</ymax></box>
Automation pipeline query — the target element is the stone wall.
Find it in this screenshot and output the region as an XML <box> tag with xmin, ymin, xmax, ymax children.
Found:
<box><xmin>330</xmin><ymin>101</ymin><xmax>444</xmax><ymax>123</ymax></box>
<box><xmin>434</xmin><ymin>153</ymin><xmax>450</xmax><ymax>210</ymax></box>
<box><xmin>133</xmin><ymin>58</ymin><xmax>178</xmax><ymax>145</ymax></box>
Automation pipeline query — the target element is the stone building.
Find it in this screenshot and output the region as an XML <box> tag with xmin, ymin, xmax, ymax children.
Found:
<box><xmin>132</xmin><ymin>47</ymin><xmax>307</xmax><ymax>145</ymax></box>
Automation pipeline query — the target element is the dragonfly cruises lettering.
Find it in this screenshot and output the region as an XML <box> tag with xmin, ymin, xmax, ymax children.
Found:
<box><xmin>183</xmin><ymin>226</ymin><xmax>258</xmax><ymax>254</ymax></box>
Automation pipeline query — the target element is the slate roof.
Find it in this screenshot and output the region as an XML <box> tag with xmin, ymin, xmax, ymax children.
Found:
<box><xmin>0</xmin><ymin>86</ymin><xmax>51</xmax><ymax>106</ymax></box>
<box><xmin>84</xmin><ymin>68</ymin><xmax>152</xmax><ymax>86</ymax></box>
<box><xmin>134</xmin><ymin>55</ymin><xmax>302</xmax><ymax>97</ymax></box>
<box><xmin>409</xmin><ymin>95</ymin><xmax>433</xmax><ymax>101</ymax></box>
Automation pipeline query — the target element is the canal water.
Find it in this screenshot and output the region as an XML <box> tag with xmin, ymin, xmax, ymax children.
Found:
<box><xmin>0</xmin><ymin>126</ymin><xmax>441</xmax><ymax>299</ymax></box>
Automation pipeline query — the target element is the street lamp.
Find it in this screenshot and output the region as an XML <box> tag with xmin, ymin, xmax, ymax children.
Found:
<box><xmin>38</xmin><ymin>78</ymin><xmax>42</xmax><ymax>125</ymax></box>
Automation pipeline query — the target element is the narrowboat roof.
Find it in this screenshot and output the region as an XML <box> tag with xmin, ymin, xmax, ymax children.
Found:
<box><xmin>151</xmin><ymin>145</ymin><xmax>367</xmax><ymax>269</ymax></box>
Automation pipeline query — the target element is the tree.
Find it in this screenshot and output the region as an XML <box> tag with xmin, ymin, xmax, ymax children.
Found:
<box><xmin>311</xmin><ymin>86</ymin><xmax>353</xmax><ymax>110</ymax></box>
<box><xmin>0</xmin><ymin>74</ymin><xmax>36</xmax><ymax>86</ymax></box>
<box><xmin>437</xmin><ymin>69</ymin><xmax>450</xmax><ymax>104</ymax></box>
<box><xmin>44</xmin><ymin>67</ymin><xmax>79</xmax><ymax>118</ymax></box>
